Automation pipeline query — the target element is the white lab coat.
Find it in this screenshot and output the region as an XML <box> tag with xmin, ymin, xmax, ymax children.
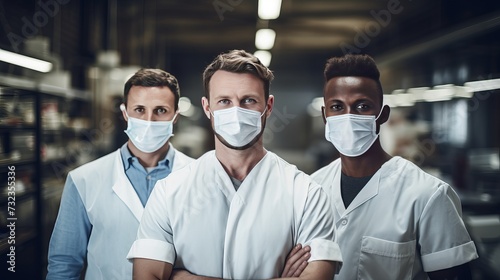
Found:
<box><xmin>128</xmin><ymin>150</ymin><xmax>343</xmax><ymax>279</ymax></box>
<box><xmin>312</xmin><ymin>156</ymin><xmax>478</xmax><ymax>280</ymax></box>
<box><xmin>70</xmin><ymin>146</ymin><xmax>193</xmax><ymax>280</ymax></box>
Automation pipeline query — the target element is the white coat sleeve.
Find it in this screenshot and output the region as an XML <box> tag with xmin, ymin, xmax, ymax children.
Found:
<box><xmin>127</xmin><ymin>180</ymin><xmax>176</xmax><ymax>264</ymax></box>
<box><xmin>418</xmin><ymin>184</ymin><xmax>478</xmax><ymax>272</ymax></box>
<box><xmin>296</xmin><ymin>180</ymin><xmax>343</xmax><ymax>264</ymax></box>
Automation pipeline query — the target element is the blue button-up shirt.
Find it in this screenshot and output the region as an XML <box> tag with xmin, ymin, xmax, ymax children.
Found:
<box><xmin>46</xmin><ymin>143</ymin><xmax>174</xmax><ymax>279</ymax></box>
<box><xmin>121</xmin><ymin>143</ymin><xmax>174</xmax><ymax>206</ymax></box>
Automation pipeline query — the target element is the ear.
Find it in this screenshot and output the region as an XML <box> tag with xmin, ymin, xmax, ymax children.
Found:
<box><xmin>321</xmin><ymin>106</ymin><xmax>326</xmax><ymax>124</ymax></box>
<box><xmin>120</xmin><ymin>104</ymin><xmax>128</xmax><ymax>121</ymax></box>
<box><xmin>201</xmin><ymin>97</ymin><xmax>211</xmax><ymax>119</ymax></box>
<box><xmin>173</xmin><ymin>111</ymin><xmax>179</xmax><ymax>124</ymax></box>
<box><xmin>376</xmin><ymin>105</ymin><xmax>391</xmax><ymax>133</ymax></box>
<box><xmin>266</xmin><ymin>95</ymin><xmax>275</xmax><ymax>117</ymax></box>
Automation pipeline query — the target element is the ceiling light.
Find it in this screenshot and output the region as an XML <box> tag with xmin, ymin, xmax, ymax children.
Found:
<box><xmin>464</xmin><ymin>78</ymin><xmax>500</xmax><ymax>92</ymax></box>
<box><xmin>254</xmin><ymin>50</ymin><xmax>272</xmax><ymax>67</ymax></box>
<box><xmin>407</xmin><ymin>87</ymin><xmax>430</xmax><ymax>101</ymax></box>
<box><xmin>385</xmin><ymin>90</ymin><xmax>415</xmax><ymax>107</ymax></box>
<box><xmin>179</xmin><ymin>97</ymin><xmax>196</xmax><ymax>117</ymax></box>
<box><xmin>454</xmin><ymin>86</ymin><xmax>474</xmax><ymax>98</ymax></box>
<box><xmin>0</xmin><ymin>48</ymin><xmax>53</xmax><ymax>73</ymax></box>
<box><xmin>258</xmin><ymin>0</ymin><xmax>282</xmax><ymax>20</ymax></box>
<box><xmin>255</xmin><ymin>29</ymin><xmax>276</xmax><ymax>50</ymax></box>
<box><xmin>424</xmin><ymin>85</ymin><xmax>454</xmax><ymax>102</ymax></box>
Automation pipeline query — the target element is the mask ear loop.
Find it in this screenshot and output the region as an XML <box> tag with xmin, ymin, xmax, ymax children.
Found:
<box><xmin>171</xmin><ymin>111</ymin><xmax>179</xmax><ymax>123</ymax></box>
<box><xmin>374</xmin><ymin>105</ymin><xmax>387</xmax><ymax>135</ymax></box>
<box><xmin>120</xmin><ymin>104</ymin><xmax>130</xmax><ymax>120</ymax></box>
<box><xmin>208</xmin><ymin>106</ymin><xmax>215</xmax><ymax>119</ymax></box>
<box><xmin>260</xmin><ymin>107</ymin><xmax>268</xmax><ymax>117</ymax></box>
<box><xmin>374</xmin><ymin>105</ymin><xmax>385</xmax><ymax>121</ymax></box>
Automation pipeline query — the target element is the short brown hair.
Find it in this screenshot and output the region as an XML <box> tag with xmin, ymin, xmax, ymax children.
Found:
<box><xmin>203</xmin><ymin>50</ymin><xmax>274</xmax><ymax>100</ymax></box>
<box><xmin>124</xmin><ymin>68</ymin><xmax>180</xmax><ymax>111</ymax></box>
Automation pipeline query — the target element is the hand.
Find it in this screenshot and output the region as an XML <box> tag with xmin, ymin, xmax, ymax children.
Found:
<box><xmin>281</xmin><ymin>244</ymin><xmax>311</xmax><ymax>277</ymax></box>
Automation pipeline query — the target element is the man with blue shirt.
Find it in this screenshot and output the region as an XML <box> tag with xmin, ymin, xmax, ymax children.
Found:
<box><xmin>46</xmin><ymin>69</ymin><xmax>194</xmax><ymax>280</ymax></box>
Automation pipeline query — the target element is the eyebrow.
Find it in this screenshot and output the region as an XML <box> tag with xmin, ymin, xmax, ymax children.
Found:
<box><xmin>354</xmin><ymin>98</ymin><xmax>375</xmax><ymax>103</ymax></box>
<box><xmin>213</xmin><ymin>93</ymin><xmax>262</xmax><ymax>100</ymax></box>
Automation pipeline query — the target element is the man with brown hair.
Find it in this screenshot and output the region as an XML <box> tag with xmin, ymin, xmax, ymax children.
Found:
<box><xmin>127</xmin><ymin>50</ymin><xmax>343</xmax><ymax>280</ymax></box>
<box><xmin>47</xmin><ymin>69</ymin><xmax>194</xmax><ymax>279</ymax></box>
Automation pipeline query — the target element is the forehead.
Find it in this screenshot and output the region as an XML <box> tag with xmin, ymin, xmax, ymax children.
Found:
<box><xmin>324</xmin><ymin>76</ymin><xmax>380</xmax><ymax>102</ymax></box>
<box><xmin>209</xmin><ymin>70</ymin><xmax>264</xmax><ymax>98</ymax></box>
<box><xmin>127</xmin><ymin>86</ymin><xmax>175</xmax><ymax>105</ymax></box>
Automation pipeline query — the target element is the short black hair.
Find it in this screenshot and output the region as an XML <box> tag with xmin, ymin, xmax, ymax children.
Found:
<box><xmin>324</xmin><ymin>54</ymin><xmax>383</xmax><ymax>104</ymax></box>
<box><xmin>124</xmin><ymin>68</ymin><xmax>180</xmax><ymax>111</ymax></box>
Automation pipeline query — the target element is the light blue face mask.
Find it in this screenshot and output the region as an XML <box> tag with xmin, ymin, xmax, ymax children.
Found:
<box><xmin>121</xmin><ymin>105</ymin><xmax>176</xmax><ymax>153</ymax></box>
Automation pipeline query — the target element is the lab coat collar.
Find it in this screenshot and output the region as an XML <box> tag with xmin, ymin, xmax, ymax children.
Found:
<box><xmin>335</xmin><ymin>157</ymin><xmax>400</xmax><ymax>217</ymax></box>
<box><xmin>342</xmin><ymin>171</ymin><xmax>381</xmax><ymax>216</ymax></box>
<box><xmin>333</xmin><ymin>160</ymin><xmax>380</xmax><ymax>217</ymax></box>
<box><xmin>112</xmin><ymin>150</ymin><xmax>144</xmax><ymax>222</ymax></box>
<box><xmin>211</xmin><ymin>150</ymin><xmax>270</xmax><ymax>205</ymax></box>
<box><xmin>212</xmin><ymin>152</ymin><xmax>237</xmax><ymax>204</ymax></box>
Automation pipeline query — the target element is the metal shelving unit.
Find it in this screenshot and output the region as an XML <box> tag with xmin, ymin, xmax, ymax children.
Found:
<box><xmin>0</xmin><ymin>76</ymin><xmax>95</xmax><ymax>279</ymax></box>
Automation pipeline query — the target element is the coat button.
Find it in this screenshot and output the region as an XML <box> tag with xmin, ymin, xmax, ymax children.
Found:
<box><xmin>341</xmin><ymin>219</ymin><xmax>348</xmax><ymax>225</ymax></box>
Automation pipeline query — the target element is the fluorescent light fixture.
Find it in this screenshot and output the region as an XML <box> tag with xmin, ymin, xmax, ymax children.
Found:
<box><xmin>396</xmin><ymin>94</ymin><xmax>416</xmax><ymax>107</ymax></box>
<box><xmin>254</xmin><ymin>50</ymin><xmax>272</xmax><ymax>67</ymax></box>
<box><xmin>454</xmin><ymin>86</ymin><xmax>474</xmax><ymax>98</ymax></box>
<box><xmin>258</xmin><ymin>0</ymin><xmax>282</xmax><ymax>20</ymax></box>
<box><xmin>0</xmin><ymin>48</ymin><xmax>53</xmax><ymax>73</ymax></box>
<box><xmin>255</xmin><ymin>29</ymin><xmax>276</xmax><ymax>50</ymax></box>
<box><xmin>424</xmin><ymin>85</ymin><xmax>454</xmax><ymax>102</ymax></box>
<box><xmin>464</xmin><ymin>78</ymin><xmax>500</xmax><ymax>92</ymax></box>
<box><xmin>385</xmin><ymin>90</ymin><xmax>415</xmax><ymax>107</ymax></box>
<box><xmin>407</xmin><ymin>87</ymin><xmax>430</xmax><ymax>101</ymax></box>
<box><xmin>383</xmin><ymin>94</ymin><xmax>397</xmax><ymax>107</ymax></box>
<box><xmin>385</xmin><ymin>90</ymin><xmax>405</xmax><ymax>107</ymax></box>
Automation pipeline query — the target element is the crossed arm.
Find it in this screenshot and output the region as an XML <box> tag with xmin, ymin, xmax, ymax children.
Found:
<box><xmin>132</xmin><ymin>244</ymin><xmax>329</xmax><ymax>280</ymax></box>
<box><xmin>133</xmin><ymin>260</ymin><xmax>335</xmax><ymax>280</ymax></box>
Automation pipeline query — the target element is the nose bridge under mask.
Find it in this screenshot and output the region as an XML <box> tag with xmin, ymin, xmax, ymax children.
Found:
<box><xmin>211</xmin><ymin>105</ymin><xmax>265</xmax><ymax>148</ymax></box>
<box><xmin>122</xmin><ymin>105</ymin><xmax>176</xmax><ymax>153</ymax></box>
<box><xmin>324</xmin><ymin>109</ymin><xmax>382</xmax><ymax>157</ymax></box>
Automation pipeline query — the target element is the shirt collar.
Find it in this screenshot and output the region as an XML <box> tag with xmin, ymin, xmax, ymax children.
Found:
<box><xmin>120</xmin><ymin>142</ymin><xmax>175</xmax><ymax>171</ymax></box>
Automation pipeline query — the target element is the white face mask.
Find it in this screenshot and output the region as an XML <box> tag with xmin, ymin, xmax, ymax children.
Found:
<box><xmin>121</xmin><ymin>105</ymin><xmax>176</xmax><ymax>153</ymax></box>
<box><xmin>211</xmin><ymin>106</ymin><xmax>266</xmax><ymax>148</ymax></box>
<box><xmin>325</xmin><ymin>109</ymin><xmax>383</xmax><ymax>157</ymax></box>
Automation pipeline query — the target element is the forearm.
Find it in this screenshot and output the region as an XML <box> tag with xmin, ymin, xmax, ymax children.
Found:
<box><xmin>46</xmin><ymin>176</ymin><xmax>90</xmax><ymax>279</ymax></box>
<box><xmin>272</xmin><ymin>260</ymin><xmax>338</xmax><ymax>280</ymax></box>
<box><xmin>172</xmin><ymin>270</ymin><xmax>223</xmax><ymax>280</ymax></box>
<box><xmin>133</xmin><ymin>258</ymin><xmax>173</xmax><ymax>280</ymax></box>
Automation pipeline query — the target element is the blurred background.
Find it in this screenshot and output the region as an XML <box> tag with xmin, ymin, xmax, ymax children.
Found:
<box><xmin>0</xmin><ymin>0</ymin><xmax>499</xmax><ymax>279</ymax></box>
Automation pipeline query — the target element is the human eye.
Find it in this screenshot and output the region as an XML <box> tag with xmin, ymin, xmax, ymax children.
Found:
<box><xmin>329</xmin><ymin>103</ymin><xmax>343</xmax><ymax>112</ymax></box>
<box><xmin>134</xmin><ymin>107</ymin><xmax>145</xmax><ymax>114</ymax></box>
<box><xmin>155</xmin><ymin>108</ymin><xmax>167</xmax><ymax>115</ymax></box>
<box><xmin>218</xmin><ymin>99</ymin><xmax>231</xmax><ymax>105</ymax></box>
<box><xmin>242</xmin><ymin>97</ymin><xmax>257</xmax><ymax>105</ymax></box>
<box><xmin>356</xmin><ymin>103</ymin><xmax>371</xmax><ymax>112</ymax></box>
